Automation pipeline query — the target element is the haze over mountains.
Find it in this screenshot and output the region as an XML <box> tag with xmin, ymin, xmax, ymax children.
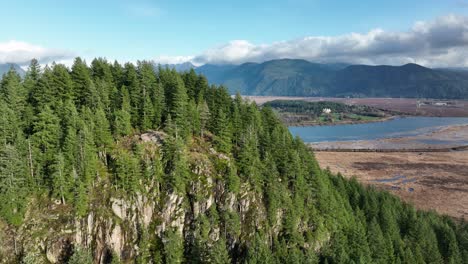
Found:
<box><xmin>161</xmin><ymin>59</ymin><xmax>468</xmax><ymax>99</ymax></box>
<box><xmin>4</xmin><ymin>59</ymin><xmax>468</xmax><ymax>99</ymax></box>
<box><xmin>0</xmin><ymin>63</ymin><xmax>25</xmax><ymax>77</ymax></box>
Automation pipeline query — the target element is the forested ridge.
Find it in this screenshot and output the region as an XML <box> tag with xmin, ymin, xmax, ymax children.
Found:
<box><xmin>0</xmin><ymin>58</ymin><xmax>467</xmax><ymax>263</ymax></box>
<box><xmin>195</xmin><ymin>59</ymin><xmax>468</xmax><ymax>99</ymax></box>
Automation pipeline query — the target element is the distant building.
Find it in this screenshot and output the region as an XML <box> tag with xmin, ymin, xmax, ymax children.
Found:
<box><xmin>323</xmin><ymin>108</ymin><xmax>332</xmax><ymax>114</ymax></box>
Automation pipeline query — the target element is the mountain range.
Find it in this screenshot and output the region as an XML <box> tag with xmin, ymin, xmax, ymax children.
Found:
<box><xmin>0</xmin><ymin>63</ymin><xmax>26</xmax><ymax>78</ymax></box>
<box><xmin>188</xmin><ymin>59</ymin><xmax>468</xmax><ymax>99</ymax></box>
<box><xmin>4</xmin><ymin>60</ymin><xmax>468</xmax><ymax>99</ymax></box>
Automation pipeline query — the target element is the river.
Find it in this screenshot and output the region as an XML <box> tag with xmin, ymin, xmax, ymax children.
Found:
<box><xmin>289</xmin><ymin>117</ymin><xmax>468</xmax><ymax>143</ymax></box>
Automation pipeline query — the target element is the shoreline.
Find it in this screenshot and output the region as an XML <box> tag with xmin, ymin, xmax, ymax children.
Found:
<box><xmin>307</xmin><ymin>123</ymin><xmax>468</xmax><ymax>150</ymax></box>
<box><xmin>286</xmin><ymin>115</ymin><xmax>398</xmax><ymax>127</ymax></box>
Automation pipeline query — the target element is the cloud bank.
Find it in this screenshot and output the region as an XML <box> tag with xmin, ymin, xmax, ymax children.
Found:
<box><xmin>161</xmin><ymin>15</ymin><xmax>468</xmax><ymax>67</ymax></box>
<box><xmin>0</xmin><ymin>40</ymin><xmax>73</xmax><ymax>66</ymax></box>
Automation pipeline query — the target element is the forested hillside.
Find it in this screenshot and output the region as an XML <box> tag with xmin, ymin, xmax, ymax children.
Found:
<box><xmin>264</xmin><ymin>100</ymin><xmax>392</xmax><ymax>125</ymax></box>
<box><xmin>0</xmin><ymin>58</ymin><xmax>467</xmax><ymax>263</ymax></box>
<box><xmin>195</xmin><ymin>59</ymin><xmax>468</xmax><ymax>99</ymax></box>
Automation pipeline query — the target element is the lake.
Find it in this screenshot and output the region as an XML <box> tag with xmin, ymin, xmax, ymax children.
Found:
<box><xmin>289</xmin><ymin>117</ymin><xmax>468</xmax><ymax>143</ymax></box>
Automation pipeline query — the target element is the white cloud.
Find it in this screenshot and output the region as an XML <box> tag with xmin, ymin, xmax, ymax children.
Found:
<box><xmin>0</xmin><ymin>40</ymin><xmax>74</xmax><ymax>66</ymax></box>
<box><xmin>154</xmin><ymin>55</ymin><xmax>195</xmax><ymax>65</ymax></box>
<box><xmin>163</xmin><ymin>14</ymin><xmax>468</xmax><ymax>68</ymax></box>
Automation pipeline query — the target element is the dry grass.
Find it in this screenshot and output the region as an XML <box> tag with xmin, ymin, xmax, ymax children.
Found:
<box><xmin>315</xmin><ymin>151</ymin><xmax>468</xmax><ymax>220</ymax></box>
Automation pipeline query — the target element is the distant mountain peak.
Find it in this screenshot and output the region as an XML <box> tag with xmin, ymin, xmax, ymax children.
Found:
<box><xmin>0</xmin><ymin>63</ymin><xmax>26</xmax><ymax>77</ymax></box>
<box><xmin>401</xmin><ymin>63</ymin><xmax>427</xmax><ymax>69</ymax></box>
<box><xmin>154</xmin><ymin>61</ymin><xmax>196</xmax><ymax>72</ymax></box>
<box><xmin>195</xmin><ymin>59</ymin><xmax>468</xmax><ymax>99</ymax></box>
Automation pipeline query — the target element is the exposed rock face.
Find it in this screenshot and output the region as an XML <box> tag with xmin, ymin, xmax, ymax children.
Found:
<box><xmin>140</xmin><ymin>131</ymin><xmax>166</xmax><ymax>145</ymax></box>
<box><xmin>156</xmin><ymin>192</ymin><xmax>185</xmax><ymax>236</ymax></box>
<box><xmin>0</xmin><ymin>139</ymin><xmax>269</xmax><ymax>263</ymax></box>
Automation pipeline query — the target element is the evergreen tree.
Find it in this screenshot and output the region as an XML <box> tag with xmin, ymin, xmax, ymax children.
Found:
<box><xmin>71</xmin><ymin>58</ymin><xmax>98</xmax><ymax>108</ymax></box>
<box><xmin>213</xmin><ymin>108</ymin><xmax>232</xmax><ymax>153</ymax></box>
<box><xmin>208</xmin><ymin>238</ymin><xmax>231</xmax><ymax>264</ymax></box>
<box><xmin>164</xmin><ymin>229</ymin><xmax>184</xmax><ymax>264</ymax></box>
<box><xmin>0</xmin><ymin>99</ymin><xmax>21</xmax><ymax>145</ymax></box>
<box><xmin>113</xmin><ymin>87</ymin><xmax>132</xmax><ymax>136</ymax></box>
<box><xmin>68</xmin><ymin>247</ymin><xmax>93</xmax><ymax>264</ymax></box>
<box><xmin>114</xmin><ymin>109</ymin><xmax>132</xmax><ymax>137</ymax></box>
<box><xmin>198</xmin><ymin>100</ymin><xmax>210</xmax><ymax>137</ymax></box>
<box><xmin>50</xmin><ymin>152</ymin><xmax>67</xmax><ymax>204</ymax></box>
<box><xmin>138</xmin><ymin>61</ymin><xmax>158</xmax><ymax>130</ymax></box>
<box><xmin>94</xmin><ymin>108</ymin><xmax>113</xmax><ymax>151</ymax></box>
<box><xmin>163</xmin><ymin>70</ymin><xmax>189</xmax><ymax>137</ymax></box>
<box><xmin>163</xmin><ymin>117</ymin><xmax>189</xmax><ymax>193</ymax></box>
<box><xmin>31</xmin><ymin>106</ymin><xmax>61</xmax><ymax>186</ymax></box>
<box><xmin>368</xmin><ymin>218</ymin><xmax>391</xmax><ymax>263</ymax></box>
<box><xmin>123</xmin><ymin>63</ymin><xmax>141</xmax><ymax>127</ymax></box>
<box><xmin>0</xmin><ymin>144</ymin><xmax>28</xmax><ymax>226</ymax></box>
<box><xmin>31</xmin><ymin>66</ymin><xmax>54</xmax><ymax>111</ymax></box>
<box><xmin>50</xmin><ymin>63</ymin><xmax>73</xmax><ymax>102</ymax></box>
<box><xmin>0</xmin><ymin>68</ymin><xmax>25</xmax><ymax>114</ymax></box>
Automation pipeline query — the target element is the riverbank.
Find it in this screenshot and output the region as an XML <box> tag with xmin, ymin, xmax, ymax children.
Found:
<box><xmin>312</xmin><ymin>123</ymin><xmax>468</xmax><ymax>220</ymax></box>
<box><xmin>247</xmin><ymin>96</ymin><xmax>468</xmax><ymax>117</ymax></box>
<box><xmin>287</xmin><ymin>115</ymin><xmax>397</xmax><ymax>127</ymax></box>
<box><xmin>309</xmin><ymin>124</ymin><xmax>468</xmax><ymax>150</ymax></box>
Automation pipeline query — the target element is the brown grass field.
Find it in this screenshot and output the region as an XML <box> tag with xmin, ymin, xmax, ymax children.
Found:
<box><xmin>315</xmin><ymin>151</ymin><xmax>468</xmax><ymax>220</ymax></box>
<box><xmin>247</xmin><ymin>95</ymin><xmax>468</xmax><ymax>219</ymax></box>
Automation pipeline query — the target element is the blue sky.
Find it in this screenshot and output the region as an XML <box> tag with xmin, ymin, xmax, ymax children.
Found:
<box><xmin>1</xmin><ymin>0</ymin><xmax>468</xmax><ymax>66</ymax></box>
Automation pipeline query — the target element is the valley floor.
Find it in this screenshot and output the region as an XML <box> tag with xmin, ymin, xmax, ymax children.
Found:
<box><xmin>247</xmin><ymin>96</ymin><xmax>468</xmax><ymax>117</ymax></box>
<box><xmin>312</xmin><ymin>124</ymin><xmax>468</xmax><ymax>220</ymax></box>
<box><xmin>310</xmin><ymin>124</ymin><xmax>468</xmax><ymax>150</ymax></box>
<box><xmin>315</xmin><ymin>150</ymin><xmax>468</xmax><ymax>219</ymax></box>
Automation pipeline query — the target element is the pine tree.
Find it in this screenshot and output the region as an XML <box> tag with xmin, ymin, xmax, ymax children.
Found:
<box><xmin>74</xmin><ymin>179</ymin><xmax>89</xmax><ymax>217</ymax></box>
<box><xmin>114</xmin><ymin>109</ymin><xmax>132</xmax><ymax>137</ymax></box>
<box><xmin>183</xmin><ymin>68</ymin><xmax>198</xmax><ymax>100</ymax></box>
<box><xmin>24</xmin><ymin>59</ymin><xmax>41</xmax><ymax>106</ymax></box>
<box><xmin>367</xmin><ymin>218</ymin><xmax>391</xmax><ymax>263</ymax></box>
<box><xmin>162</xmin><ymin>125</ymin><xmax>189</xmax><ymax>192</ymax></box>
<box><xmin>50</xmin><ymin>152</ymin><xmax>67</xmax><ymax>204</ymax></box>
<box><xmin>31</xmin><ymin>66</ymin><xmax>54</xmax><ymax>111</ymax></box>
<box><xmin>164</xmin><ymin>228</ymin><xmax>184</xmax><ymax>264</ymax></box>
<box><xmin>163</xmin><ymin>70</ymin><xmax>188</xmax><ymax>137</ymax></box>
<box><xmin>0</xmin><ymin>144</ymin><xmax>28</xmax><ymax>226</ymax></box>
<box><xmin>0</xmin><ymin>99</ymin><xmax>21</xmax><ymax>145</ymax></box>
<box><xmin>187</xmin><ymin>100</ymin><xmax>200</xmax><ymax>136</ymax></box>
<box><xmin>138</xmin><ymin>61</ymin><xmax>158</xmax><ymax>130</ymax></box>
<box><xmin>152</xmin><ymin>82</ymin><xmax>165</xmax><ymax>128</ymax></box>
<box><xmin>32</xmin><ymin>106</ymin><xmax>60</xmax><ymax>154</ymax></box>
<box><xmin>50</xmin><ymin>63</ymin><xmax>73</xmax><ymax>102</ymax></box>
<box><xmin>94</xmin><ymin>108</ymin><xmax>113</xmax><ymax>151</ymax></box>
<box><xmin>0</xmin><ymin>68</ymin><xmax>25</xmax><ymax>114</ymax></box>
<box><xmin>68</xmin><ymin>246</ymin><xmax>93</xmax><ymax>264</ymax></box>
<box><xmin>198</xmin><ymin>100</ymin><xmax>210</xmax><ymax>137</ymax></box>
<box><xmin>214</xmin><ymin>108</ymin><xmax>232</xmax><ymax>153</ymax></box>
<box><xmin>208</xmin><ymin>238</ymin><xmax>231</xmax><ymax>264</ymax></box>
<box><xmin>123</xmin><ymin>63</ymin><xmax>141</xmax><ymax>127</ymax></box>
<box><xmin>110</xmin><ymin>60</ymin><xmax>124</xmax><ymax>90</ymax></box>
<box><xmin>246</xmin><ymin>233</ymin><xmax>273</xmax><ymax>264</ymax></box>
<box><xmin>71</xmin><ymin>57</ymin><xmax>98</xmax><ymax>108</ymax></box>
<box><xmin>113</xmin><ymin>86</ymin><xmax>132</xmax><ymax>136</ymax></box>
